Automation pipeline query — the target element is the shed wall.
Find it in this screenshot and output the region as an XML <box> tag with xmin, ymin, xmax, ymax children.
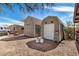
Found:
<box><xmin>41</xmin><ymin>16</ymin><xmax>64</xmax><ymax>41</ymax></box>
<box><xmin>24</xmin><ymin>16</ymin><xmax>41</xmax><ymax>37</ymax></box>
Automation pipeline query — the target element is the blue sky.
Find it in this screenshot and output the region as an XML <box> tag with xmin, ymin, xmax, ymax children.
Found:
<box><xmin>0</xmin><ymin>3</ymin><xmax>75</xmax><ymax>26</ymax></box>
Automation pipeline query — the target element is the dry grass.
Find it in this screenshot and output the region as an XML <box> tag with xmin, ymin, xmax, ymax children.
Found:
<box><xmin>0</xmin><ymin>36</ymin><xmax>78</xmax><ymax>56</ymax></box>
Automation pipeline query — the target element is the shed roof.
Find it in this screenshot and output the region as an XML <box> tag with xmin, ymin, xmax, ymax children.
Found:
<box><xmin>43</xmin><ymin>16</ymin><xmax>64</xmax><ymax>25</ymax></box>
<box><xmin>9</xmin><ymin>24</ymin><xmax>24</xmax><ymax>28</ymax></box>
<box><xmin>24</xmin><ymin>16</ymin><xmax>42</xmax><ymax>25</ymax></box>
<box><xmin>24</xmin><ymin>16</ymin><xmax>41</xmax><ymax>21</ymax></box>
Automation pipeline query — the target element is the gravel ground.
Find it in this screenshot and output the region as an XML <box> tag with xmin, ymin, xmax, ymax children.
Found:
<box><xmin>0</xmin><ymin>36</ymin><xmax>78</xmax><ymax>56</ymax></box>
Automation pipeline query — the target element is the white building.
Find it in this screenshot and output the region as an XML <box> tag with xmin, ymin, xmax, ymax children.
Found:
<box><xmin>0</xmin><ymin>26</ymin><xmax>10</xmax><ymax>32</ymax></box>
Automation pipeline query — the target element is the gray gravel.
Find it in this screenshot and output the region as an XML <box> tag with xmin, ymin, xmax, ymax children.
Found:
<box><xmin>0</xmin><ymin>37</ymin><xmax>78</xmax><ymax>56</ymax></box>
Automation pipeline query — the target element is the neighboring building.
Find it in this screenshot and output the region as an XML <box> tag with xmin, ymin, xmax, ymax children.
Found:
<box><xmin>0</xmin><ymin>26</ymin><xmax>10</xmax><ymax>32</ymax></box>
<box><xmin>9</xmin><ymin>24</ymin><xmax>24</xmax><ymax>35</ymax></box>
<box><xmin>74</xmin><ymin>3</ymin><xmax>79</xmax><ymax>30</ymax></box>
<box><xmin>24</xmin><ymin>16</ymin><xmax>42</xmax><ymax>37</ymax></box>
<box><xmin>0</xmin><ymin>26</ymin><xmax>4</xmax><ymax>32</ymax></box>
<box><xmin>74</xmin><ymin>3</ymin><xmax>79</xmax><ymax>41</ymax></box>
<box><xmin>0</xmin><ymin>26</ymin><xmax>10</xmax><ymax>36</ymax></box>
<box><xmin>74</xmin><ymin>3</ymin><xmax>79</xmax><ymax>23</ymax></box>
<box><xmin>41</xmin><ymin>16</ymin><xmax>64</xmax><ymax>42</ymax></box>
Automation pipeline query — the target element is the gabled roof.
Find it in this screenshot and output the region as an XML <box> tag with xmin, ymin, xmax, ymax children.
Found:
<box><xmin>43</xmin><ymin>16</ymin><xmax>64</xmax><ymax>26</ymax></box>
<box><xmin>24</xmin><ymin>16</ymin><xmax>42</xmax><ymax>25</ymax></box>
<box><xmin>9</xmin><ymin>24</ymin><xmax>24</xmax><ymax>28</ymax></box>
<box><xmin>24</xmin><ymin>16</ymin><xmax>41</xmax><ymax>21</ymax></box>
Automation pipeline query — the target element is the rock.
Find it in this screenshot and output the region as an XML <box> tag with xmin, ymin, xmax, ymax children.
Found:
<box><xmin>36</xmin><ymin>38</ymin><xmax>40</xmax><ymax>43</ymax></box>
<box><xmin>40</xmin><ymin>39</ymin><xmax>44</xmax><ymax>43</ymax></box>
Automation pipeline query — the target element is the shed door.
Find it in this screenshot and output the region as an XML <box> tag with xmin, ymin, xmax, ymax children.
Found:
<box><xmin>26</xmin><ymin>24</ymin><xmax>32</xmax><ymax>36</ymax></box>
<box><xmin>44</xmin><ymin>24</ymin><xmax>54</xmax><ymax>40</ymax></box>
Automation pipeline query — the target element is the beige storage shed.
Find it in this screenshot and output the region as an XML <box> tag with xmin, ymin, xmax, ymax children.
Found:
<box><xmin>41</xmin><ymin>16</ymin><xmax>64</xmax><ymax>42</ymax></box>
<box><xmin>24</xmin><ymin>16</ymin><xmax>42</xmax><ymax>37</ymax></box>
<box><xmin>9</xmin><ymin>24</ymin><xmax>24</xmax><ymax>35</ymax></box>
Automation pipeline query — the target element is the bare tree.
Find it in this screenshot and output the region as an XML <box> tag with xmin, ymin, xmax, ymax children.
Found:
<box><xmin>66</xmin><ymin>21</ymin><xmax>72</xmax><ymax>27</ymax></box>
<box><xmin>0</xmin><ymin>3</ymin><xmax>54</xmax><ymax>13</ymax></box>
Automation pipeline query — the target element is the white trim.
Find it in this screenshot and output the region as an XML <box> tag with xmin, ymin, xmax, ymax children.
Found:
<box><xmin>44</xmin><ymin>24</ymin><xmax>54</xmax><ymax>40</ymax></box>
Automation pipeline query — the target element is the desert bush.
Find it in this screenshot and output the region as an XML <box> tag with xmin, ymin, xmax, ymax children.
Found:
<box><xmin>64</xmin><ymin>28</ymin><xmax>74</xmax><ymax>40</ymax></box>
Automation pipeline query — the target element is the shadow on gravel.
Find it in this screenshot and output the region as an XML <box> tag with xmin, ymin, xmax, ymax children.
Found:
<box><xmin>26</xmin><ymin>39</ymin><xmax>60</xmax><ymax>52</ymax></box>
<box><xmin>0</xmin><ymin>35</ymin><xmax>33</xmax><ymax>41</ymax></box>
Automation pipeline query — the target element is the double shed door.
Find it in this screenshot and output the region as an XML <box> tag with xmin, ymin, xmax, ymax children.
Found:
<box><xmin>44</xmin><ymin>24</ymin><xmax>54</xmax><ymax>40</ymax></box>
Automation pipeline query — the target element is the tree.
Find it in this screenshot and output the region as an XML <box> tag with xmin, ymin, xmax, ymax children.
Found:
<box><xmin>0</xmin><ymin>3</ymin><xmax>54</xmax><ymax>13</ymax></box>
<box><xmin>64</xmin><ymin>21</ymin><xmax>74</xmax><ymax>40</ymax></box>
<box><xmin>66</xmin><ymin>21</ymin><xmax>72</xmax><ymax>27</ymax></box>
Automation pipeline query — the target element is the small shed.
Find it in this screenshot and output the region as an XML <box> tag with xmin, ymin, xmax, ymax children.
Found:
<box><xmin>9</xmin><ymin>25</ymin><xmax>24</xmax><ymax>35</ymax></box>
<box><xmin>41</xmin><ymin>16</ymin><xmax>64</xmax><ymax>42</ymax></box>
<box><xmin>24</xmin><ymin>16</ymin><xmax>42</xmax><ymax>37</ymax></box>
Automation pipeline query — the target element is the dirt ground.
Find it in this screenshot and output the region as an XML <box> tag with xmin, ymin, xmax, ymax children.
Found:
<box><xmin>0</xmin><ymin>36</ymin><xmax>78</xmax><ymax>56</ymax></box>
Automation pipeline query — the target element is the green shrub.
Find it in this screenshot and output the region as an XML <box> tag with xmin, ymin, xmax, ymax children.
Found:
<box><xmin>64</xmin><ymin>28</ymin><xmax>74</xmax><ymax>40</ymax></box>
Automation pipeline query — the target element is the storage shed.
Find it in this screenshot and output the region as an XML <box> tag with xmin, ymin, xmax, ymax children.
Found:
<box><xmin>24</xmin><ymin>16</ymin><xmax>42</xmax><ymax>37</ymax></box>
<box><xmin>41</xmin><ymin>16</ymin><xmax>64</xmax><ymax>42</ymax></box>
<box><xmin>9</xmin><ymin>25</ymin><xmax>24</xmax><ymax>35</ymax></box>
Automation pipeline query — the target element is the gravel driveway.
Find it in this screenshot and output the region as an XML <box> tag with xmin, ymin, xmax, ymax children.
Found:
<box><xmin>0</xmin><ymin>36</ymin><xmax>78</xmax><ymax>56</ymax></box>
